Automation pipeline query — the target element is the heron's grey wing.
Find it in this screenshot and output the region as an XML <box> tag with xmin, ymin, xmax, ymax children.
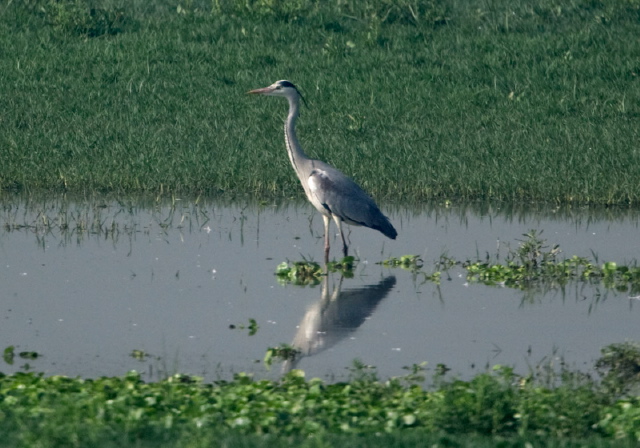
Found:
<box><xmin>307</xmin><ymin>164</ymin><xmax>397</xmax><ymax>239</ymax></box>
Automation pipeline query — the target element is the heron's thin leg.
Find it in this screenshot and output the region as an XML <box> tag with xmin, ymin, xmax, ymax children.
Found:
<box><xmin>322</xmin><ymin>214</ymin><xmax>331</xmax><ymax>263</ymax></box>
<box><xmin>332</xmin><ymin>215</ymin><xmax>348</xmax><ymax>257</ymax></box>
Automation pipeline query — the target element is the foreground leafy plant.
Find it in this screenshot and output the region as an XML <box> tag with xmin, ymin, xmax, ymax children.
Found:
<box><xmin>1</xmin><ymin>346</ymin><xmax>640</xmax><ymax>445</ymax></box>
<box><xmin>596</xmin><ymin>342</ymin><xmax>640</xmax><ymax>397</ymax></box>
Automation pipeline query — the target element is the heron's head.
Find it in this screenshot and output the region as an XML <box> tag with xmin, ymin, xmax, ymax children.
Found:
<box><xmin>248</xmin><ymin>80</ymin><xmax>304</xmax><ymax>103</ymax></box>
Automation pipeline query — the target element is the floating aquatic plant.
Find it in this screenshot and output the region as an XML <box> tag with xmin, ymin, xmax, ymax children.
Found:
<box><xmin>275</xmin><ymin>257</ymin><xmax>356</xmax><ymax>285</ymax></box>
<box><xmin>229</xmin><ymin>319</ymin><xmax>259</xmax><ymax>336</ymax></box>
<box><xmin>264</xmin><ymin>344</ymin><xmax>301</xmax><ymax>370</ymax></box>
<box><xmin>374</xmin><ymin>232</ymin><xmax>640</xmax><ymax>294</ymax></box>
<box><xmin>379</xmin><ymin>255</ymin><xmax>441</xmax><ymax>283</ymax></box>
<box><xmin>380</xmin><ymin>254</ymin><xmax>423</xmax><ymax>270</ymax></box>
<box><xmin>464</xmin><ymin>231</ymin><xmax>640</xmax><ymax>292</ymax></box>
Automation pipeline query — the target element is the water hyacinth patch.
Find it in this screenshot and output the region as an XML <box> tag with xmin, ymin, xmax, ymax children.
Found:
<box><xmin>1</xmin><ymin>349</ymin><xmax>640</xmax><ymax>445</ymax></box>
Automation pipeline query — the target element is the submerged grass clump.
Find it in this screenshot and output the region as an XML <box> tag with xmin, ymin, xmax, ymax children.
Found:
<box><xmin>271</xmin><ymin>230</ymin><xmax>640</xmax><ymax>294</ymax></box>
<box><xmin>377</xmin><ymin>230</ymin><xmax>640</xmax><ymax>294</ymax></box>
<box><xmin>1</xmin><ymin>0</ymin><xmax>640</xmax><ymax>204</ymax></box>
<box><xmin>466</xmin><ymin>257</ymin><xmax>640</xmax><ymax>292</ymax></box>
<box><xmin>462</xmin><ymin>230</ymin><xmax>640</xmax><ymax>293</ymax></box>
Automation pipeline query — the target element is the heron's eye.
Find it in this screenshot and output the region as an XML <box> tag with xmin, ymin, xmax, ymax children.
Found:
<box><xmin>275</xmin><ymin>85</ymin><xmax>282</xmax><ymax>90</ymax></box>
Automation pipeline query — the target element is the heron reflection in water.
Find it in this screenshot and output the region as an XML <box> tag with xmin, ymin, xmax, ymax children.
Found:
<box><xmin>282</xmin><ymin>274</ymin><xmax>396</xmax><ymax>373</ymax></box>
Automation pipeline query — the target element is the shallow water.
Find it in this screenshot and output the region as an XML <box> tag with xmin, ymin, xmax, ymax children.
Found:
<box><xmin>0</xmin><ymin>195</ymin><xmax>638</xmax><ymax>382</ymax></box>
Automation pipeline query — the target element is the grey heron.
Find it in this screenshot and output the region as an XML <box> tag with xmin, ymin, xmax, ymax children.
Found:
<box><xmin>249</xmin><ymin>80</ymin><xmax>397</xmax><ymax>262</ymax></box>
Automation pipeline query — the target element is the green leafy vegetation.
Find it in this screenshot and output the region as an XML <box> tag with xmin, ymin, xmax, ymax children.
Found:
<box><xmin>263</xmin><ymin>343</ymin><xmax>301</xmax><ymax>369</ymax></box>
<box><xmin>466</xmin><ymin>257</ymin><xmax>640</xmax><ymax>292</ymax></box>
<box><xmin>375</xmin><ymin>231</ymin><xmax>640</xmax><ymax>294</ymax></box>
<box><xmin>463</xmin><ymin>230</ymin><xmax>640</xmax><ymax>293</ymax></box>
<box><xmin>380</xmin><ymin>254</ymin><xmax>442</xmax><ymax>283</ymax></box>
<box><xmin>1</xmin><ymin>0</ymin><xmax>639</xmax><ymax>204</ymax></box>
<box><xmin>596</xmin><ymin>342</ymin><xmax>640</xmax><ymax>398</ymax></box>
<box><xmin>1</xmin><ymin>345</ymin><xmax>640</xmax><ymax>446</ymax></box>
<box><xmin>274</xmin><ymin>231</ymin><xmax>640</xmax><ymax>293</ymax></box>
<box><xmin>230</xmin><ymin>318</ymin><xmax>260</xmax><ymax>335</ymax></box>
<box><xmin>276</xmin><ymin>257</ymin><xmax>355</xmax><ymax>285</ymax></box>
<box><xmin>3</xmin><ymin>346</ymin><xmax>15</xmax><ymax>365</ymax></box>
<box><xmin>380</xmin><ymin>254</ymin><xmax>423</xmax><ymax>270</ymax></box>
<box><xmin>276</xmin><ymin>260</ymin><xmax>325</xmax><ymax>285</ymax></box>
<box><xmin>130</xmin><ymin>349</ymin><xmax>150</xmax><ymax>361</ymax></box>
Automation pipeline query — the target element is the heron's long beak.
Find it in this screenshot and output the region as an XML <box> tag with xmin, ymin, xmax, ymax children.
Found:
<box><xmin>247</xmin><ymin>86</ymin><xmax>272</xmax><ymax>95</ymax></box>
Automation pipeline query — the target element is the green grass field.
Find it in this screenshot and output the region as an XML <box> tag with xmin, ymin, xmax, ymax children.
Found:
<box><xmin>1</xmin><ymin>0</ymin><xmax>639</xmax><ymax>204</ymax></box>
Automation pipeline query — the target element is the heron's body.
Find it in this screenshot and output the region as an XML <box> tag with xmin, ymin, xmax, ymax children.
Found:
<box><xmin>249</xmin><ymin>80</ymin><xmax>397</xmax><ymax>261</ymax></box>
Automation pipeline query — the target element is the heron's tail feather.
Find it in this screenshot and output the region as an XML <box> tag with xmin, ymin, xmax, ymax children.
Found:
<box><xmin>374</xmin><ymin>217</ymin><xmax>397</xmax><ymax>240</ymax></box>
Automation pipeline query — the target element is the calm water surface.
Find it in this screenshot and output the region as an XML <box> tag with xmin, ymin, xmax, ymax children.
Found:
<box><xmin>0</xmin><ymin>195</ymin><xmax>638</xmax><ymax>382</ymax></box>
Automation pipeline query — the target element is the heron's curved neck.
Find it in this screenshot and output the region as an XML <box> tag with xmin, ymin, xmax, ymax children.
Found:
<box><xmin>284</xmin><ymin>95</ymin><xmax>309</xmax><ymax>176</ymax></box>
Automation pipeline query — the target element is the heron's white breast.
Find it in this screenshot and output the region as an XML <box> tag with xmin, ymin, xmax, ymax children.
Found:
<box><xmin>307</xmin><ymin>170</ymin><xmax>331</xmax><ymax>216</ymax></box>
<box><xmin>307</xmin><ymin>171</ymin><xmax>326</xmax><ymax>193</ymax></box>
